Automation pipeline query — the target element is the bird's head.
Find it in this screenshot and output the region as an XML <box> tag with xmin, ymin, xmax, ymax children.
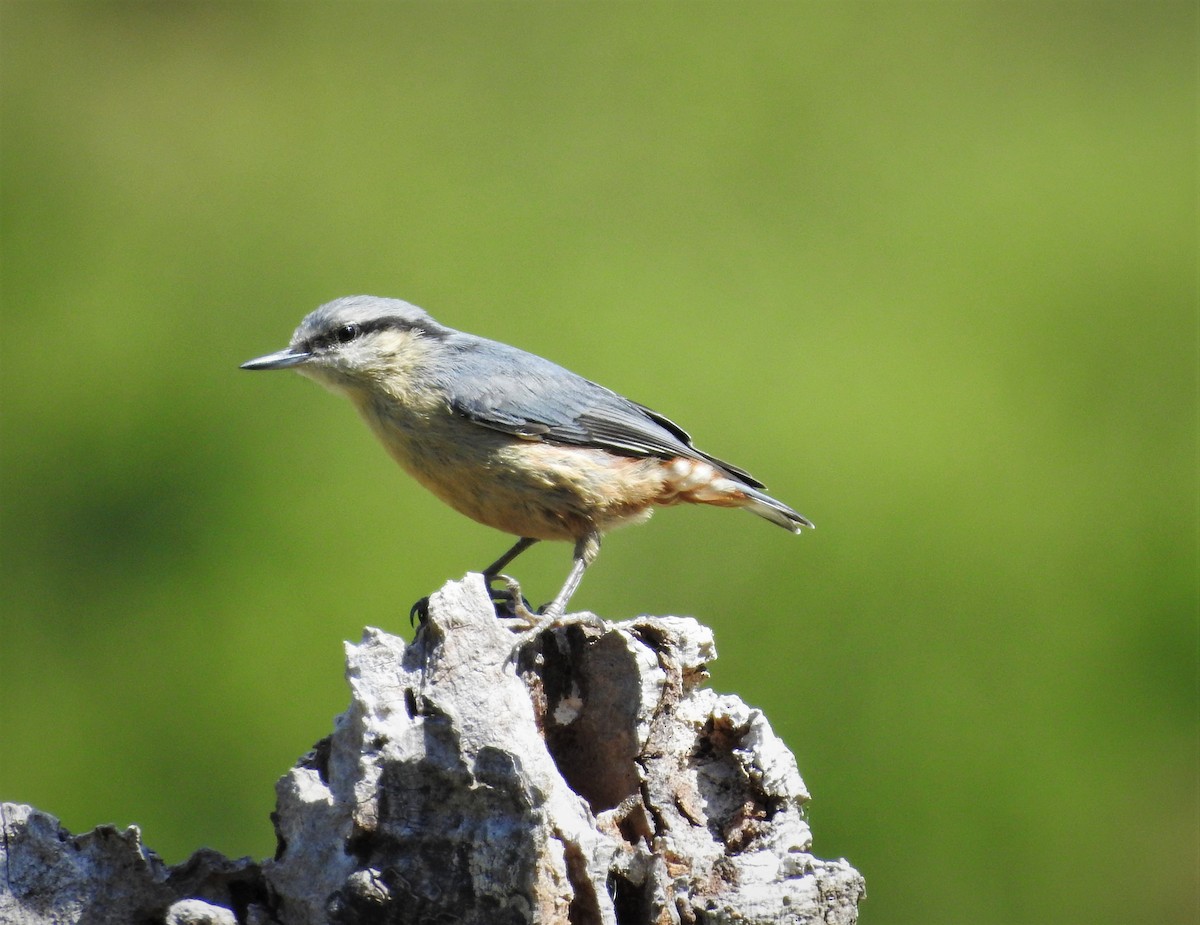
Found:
<box><xmin>241</xmin><ymin>295</ymin><xmax>451</xmax><ymax>396</ymax></box>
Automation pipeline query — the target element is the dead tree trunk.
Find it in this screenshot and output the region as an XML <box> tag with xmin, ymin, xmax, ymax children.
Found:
<box><xmin>1</xmin><ymin>575</ymin><xmax>864</xmax><ymax>924</ymax></box>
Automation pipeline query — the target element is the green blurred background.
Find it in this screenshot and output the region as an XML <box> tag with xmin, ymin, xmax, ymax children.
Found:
<box><xmin>1</xmin><ymin>2</ymin><xmax>1194</xmax><ymax>922</ymax></box>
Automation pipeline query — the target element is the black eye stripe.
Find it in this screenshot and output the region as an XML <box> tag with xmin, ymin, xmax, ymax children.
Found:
<box><xmin>360</xmin><ymin>316</ymin><xmax>447</xmax><ymax>339</ymax></box>
<box><xmin>311</xmin><ymin>315</ymin><xmax>447</xmax><ymax>351</ymax></box>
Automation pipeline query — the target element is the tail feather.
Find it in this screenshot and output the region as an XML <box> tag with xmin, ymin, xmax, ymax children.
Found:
<box><xmin>739</xmin><ymin>485</ymin><xmax>814</xmax><ymax>533</ymax></box>
<box><xmin>660</xmin><ymin>457</ymin><xmax>812</xmax><ymax>533</ymax></box>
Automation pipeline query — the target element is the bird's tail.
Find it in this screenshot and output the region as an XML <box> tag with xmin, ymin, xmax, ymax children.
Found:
<box><xmin>661</xmin><ymin>457</ymin><xmax>812</xmax><ymax>532</ymax></box>
<box><xmin>738</xmin><ymin>484</ymin><xmax>814</xmax><ymax>533</ymax></box>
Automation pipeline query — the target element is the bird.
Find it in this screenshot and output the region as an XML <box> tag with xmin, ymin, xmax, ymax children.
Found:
<box><xmin>241</xmin><ymin>295</ymin><xmax>812</xmax><ymax>620</ymax></box>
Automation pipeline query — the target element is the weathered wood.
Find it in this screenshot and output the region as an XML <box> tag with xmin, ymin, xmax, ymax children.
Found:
<box><xmin>1</xmin><ymin>575</ymin><xmax>864</xmax><ymax>924</ymax></box>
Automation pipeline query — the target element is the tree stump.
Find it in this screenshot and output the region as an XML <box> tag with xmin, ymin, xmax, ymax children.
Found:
<box><xmin>1</xmin><ymin>575</ymin><xmax>864</xmax><ymax>924</ymax></box>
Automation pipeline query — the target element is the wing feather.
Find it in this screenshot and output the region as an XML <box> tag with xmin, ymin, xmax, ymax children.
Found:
<box><xmin>444</xmin><ymin>335</ymin><xmax>765</xmax><ymax>488</ymax></box>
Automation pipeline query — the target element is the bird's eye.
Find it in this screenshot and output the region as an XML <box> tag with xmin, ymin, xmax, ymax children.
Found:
<box><xmin>335</xmin><ymin>323</ymin><xmax>360</xmax><ymax>344</ymax></box>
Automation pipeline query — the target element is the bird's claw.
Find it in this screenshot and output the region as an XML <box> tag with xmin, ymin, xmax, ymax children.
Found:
<box><xmin>412</xmin><ymin>576</ymin><xmax>545</xmax><ymax>631</ymax></box>
<box><xmin>505</xmin><ymin>609</ymin><xmax>607</xmax><ymax>665</ymax></box>
<box><xmin>409</xmin><ymin>595</ymin><xmax>431</xmax><ymax>626</ymax></box>
<box><xmin>487</xmin><ymin>573</ymin><xmax>539</xmax><ymax>626</ymax></box>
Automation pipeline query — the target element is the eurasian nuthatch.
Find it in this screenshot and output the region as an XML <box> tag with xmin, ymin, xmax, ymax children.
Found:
<box><xmin>242</xmin><ymin>295</ymin><xmax>811</xmax><ymax>619</ymax></box>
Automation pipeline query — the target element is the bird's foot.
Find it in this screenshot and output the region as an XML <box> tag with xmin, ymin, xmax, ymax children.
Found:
<box><xmin>506</xmin><ymin>608</ymin><xmax>608</xmax><ymax>659</ymax></box>
<box><xmin>487</xmin><ymin>574</ymin><xmax>539</xmax><ymax>626</ymax></box>
<box><xmin>410</xmin><ymin>576</ymin><xmax>540</xmax><ymax>629</ymax></box>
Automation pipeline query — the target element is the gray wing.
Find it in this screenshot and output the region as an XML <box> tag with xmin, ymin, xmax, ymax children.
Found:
<box><xmin>442</xmin><ymin>336</ymin><xmax>765</xmax><ymax>488</ymax></box>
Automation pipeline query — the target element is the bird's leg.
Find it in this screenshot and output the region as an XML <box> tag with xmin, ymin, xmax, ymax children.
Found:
<box><xmin>540</xmin><ymin>530</ymin><xmax>601</xmax><ymax>620</ymax></box>
<box><xmin>410</xmin><ymin>537</ymin><xmax>539</xmax><ymax>625</ymax></box>
<box><xmin>483</xmin><ymin>536</ymin><xmax>538</xmax><ymax>619</ymax></box>
<box><xmin>484</xmin><ymin>536</ymin><xmax>539</xmax><ymax>577</ymax></box>
<box><xmin>506</xmin><ymin>531</ymin><xmax>604</xmax><ymax>654</ymax></box>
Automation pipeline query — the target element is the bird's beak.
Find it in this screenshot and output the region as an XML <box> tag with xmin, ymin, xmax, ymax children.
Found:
<box><xmin>240</xmin><ymin>347</ymin><xmax>311</xmax><ymax>370</ymax></box>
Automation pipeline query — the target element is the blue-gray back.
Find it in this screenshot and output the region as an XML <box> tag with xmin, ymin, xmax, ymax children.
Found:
<box><xmin>437</xmin><ymin>332</ymin><xmax>764</xmax><ymax>489</ymax></box>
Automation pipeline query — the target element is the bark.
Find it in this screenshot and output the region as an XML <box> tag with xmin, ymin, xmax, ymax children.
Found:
<box><xmin>1</xmin><ymin>575</ymin><xmax>864</xmax><ymax>924</ymax></box>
